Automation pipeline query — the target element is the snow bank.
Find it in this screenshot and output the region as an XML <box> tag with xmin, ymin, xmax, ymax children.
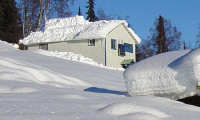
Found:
<box><xmin>0</xmin><ymin>40</ymin><xmax>19</xmax><ymax>49</ymax></box>
<box><xmin>98</xmin><ymin>103</ymin><xmax>169</xmax><ymax>119</ymax></box>
<box><xmin>34</xmin><ymin>50</ymin><xmax>124</xmax><ymax>71</ymax></box>
<box><xmin>124</xmin><ymin>49</ymin><xmax>200</xmax><ymax>100</ymax></box>
<box><xmin>21</xmin><ymin>16</ymin><xmax>140</xmax><ymax>45</ymax></box>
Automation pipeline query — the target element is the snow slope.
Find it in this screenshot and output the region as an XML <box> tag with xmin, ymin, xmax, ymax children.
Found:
<box><xmin>124</xmin><ymin>49</ymin><xmax>200</xmax><ymax>100</ymax></box>
<box><xmin>1</xmin><ymin>40</ymin><xmax>200</xmax><ymax>120</ymax></box>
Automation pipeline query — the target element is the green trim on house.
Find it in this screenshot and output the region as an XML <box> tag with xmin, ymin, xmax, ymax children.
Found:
<box><xmin>121</xmin><ymin>59</ymin><xmax>134</xmax><ymax>65</ymax></box>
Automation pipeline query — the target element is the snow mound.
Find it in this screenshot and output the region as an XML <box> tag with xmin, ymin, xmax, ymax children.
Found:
<box><xmin>21</xmin><ymin>16</ymin><xmax>140</xmax><ymax>45</ymax></box>
<box><xmin>124</xmin><ymin>49</ymin><xmax>200</xmax><ymax>100</ymax></box>
<box><xmin>34</xmin><ymin>50</ymin><xmax>124</xmax><ymax>71</ymax></box>
<box><xmin>120</xmin><ymin>113</ymin><xmax>162</xmax><ymax>120</ymax></box>
<box><xmin>98</xmin><ymin>103</ymin><xmax>169</xmax><ymax>119</ymax></box>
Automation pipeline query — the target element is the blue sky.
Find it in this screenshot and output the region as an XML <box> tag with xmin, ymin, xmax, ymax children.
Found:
<box><xmin>71</xmin><ymin>0</ymin><xmax>200</xmax><ymax>47</ymax></box>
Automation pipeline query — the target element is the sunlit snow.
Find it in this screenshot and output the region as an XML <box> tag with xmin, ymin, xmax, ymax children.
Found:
<box><xmin>1</xmin><ymin>40</ymin><xmax>200</xmax><ymax>120</ymax></box>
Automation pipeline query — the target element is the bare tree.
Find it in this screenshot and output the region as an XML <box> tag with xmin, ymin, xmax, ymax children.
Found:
<box><xmin>18</xmin><ymin>0</ymin><xmax>75</xmax><ymax>34</ymax></box>
<box><xmin>36</xmin><ymin>0</ymin><xmax>44</xmax><ymax>31</ymax></box>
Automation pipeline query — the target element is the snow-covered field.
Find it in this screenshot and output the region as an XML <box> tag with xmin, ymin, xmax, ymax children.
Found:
<box><xmin>1</xmin><ymin>40</ymin><xmax>200</xmax><ymax>120</ymax></box>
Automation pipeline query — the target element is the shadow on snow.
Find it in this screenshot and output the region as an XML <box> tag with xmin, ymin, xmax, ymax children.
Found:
<box><xmin>84</xmin><ymin>87</ymin><xmax>127</xmax><ymax>96</ymax></box>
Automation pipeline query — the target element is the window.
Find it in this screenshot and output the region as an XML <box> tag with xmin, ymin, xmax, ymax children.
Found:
<box><xmin>111</xmin><ymin>39</ymin><xmax>116</xmax><ymax>50</ymax></box>
<box><xmin>118</xmin><ymin>44</ymin><xmax>125</xmax><ymax>56</ymax></box>
<box><xmin>124</xmin><ymin>43</ymin><xmax>133</xmax><ymax>53</ymax></box>
<box><xmin>39</xmin><ymin>44</ymin><xmax>48</xmax><ymax>50</ymax></box>
<box><xmin>88</xmin><ymin>39</ymin><xmax>95</xmax><ymax>46</ymax></box>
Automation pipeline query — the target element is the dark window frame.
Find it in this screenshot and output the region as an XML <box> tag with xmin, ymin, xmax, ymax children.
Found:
<box><xmin>88</xmin><ymin>39</ymin><xmax>95</xmax><ymax>46</ymax></box>
<box><xmin>118</xmin><ymin>44</ymin><xmax>126</xmax><ymax>56</ymax></box>
<box><xmin>111</xmin><ymin>39</ymin><xmax>116</xmax><ymax>50</ymax></box>
<box><xmin>39</xmin><ymin>44</ymin><xmax>48</xmax><ymax>50</ymax></box>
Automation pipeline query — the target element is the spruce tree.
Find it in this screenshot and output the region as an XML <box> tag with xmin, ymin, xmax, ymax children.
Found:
<box><xmin>196</xmin><ymin>24</ymin><xmax>200</xmax><ymax>48</ymax></box>
<box><xmin>136</xmin><ymin>15</ymin><xmax>181</xmax><ymax>61</ymax></box>
<box><xmin>156</xmin><ymin>16</ymin><xmax>167</xmax><ymax>54</ymax></box>
<box><xmin>78</xmin><ymin>6</ymin><xmax>82</xmax><ymax>16</ymax></box>
<box><xmin>0</xmin><ymin>0</ymin><xmax>22</xmax><ymax>43</ymax></box>
<box><xmin>86</xmin><ymin>0</ymin><xmax>96</xmax><ymax>22</ymax></box>
<box><xmin>0</xmin><ymin>1</ymin><xmax>4</xmax><ymax>39</ymax></box>
<box><xmin>151</xmin><ymin>15</ymin><xmax>181</xmax><ymax>54</ymax></box>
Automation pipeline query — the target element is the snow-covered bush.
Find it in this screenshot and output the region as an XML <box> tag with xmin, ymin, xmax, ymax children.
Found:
<box><xmin>123</xmin><ymin>49</ymin><xmax>200</xmax><ymax>100</ymax></box>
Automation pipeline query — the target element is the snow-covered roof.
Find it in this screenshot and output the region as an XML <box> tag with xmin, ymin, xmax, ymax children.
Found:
<box><xmin>21</xmin><ymin>16</ymin><xmax>141</xmax><ymax>45</ymax></box>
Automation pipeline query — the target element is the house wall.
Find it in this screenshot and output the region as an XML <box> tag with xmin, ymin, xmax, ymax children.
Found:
<box><xmin>27</xmin><ymin>24</ymin><xmax>137</xmax><ymax>68</ymax></box>
<box><xmin>28</xmin><ymin>39</ymin><xmax>106</xmax><ymax>65</ymax></box>
<box><xmin>28</xmin><ymin>45</ymin><xmax>39</xmax><ymax>50</ymax></box>
<box><xmin>106</xmin><ymin>24</ymin><xmax>136</xmax><ymax>68</ymax></box>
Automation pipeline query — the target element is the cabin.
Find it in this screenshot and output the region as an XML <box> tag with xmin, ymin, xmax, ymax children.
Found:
<box><xmin>21</xmin><ymin>16</ymin><xmax>140</xmax><ymax>68</ymax></box>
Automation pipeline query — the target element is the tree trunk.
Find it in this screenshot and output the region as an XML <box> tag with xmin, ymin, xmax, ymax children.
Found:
<box><xmin>36</xmin><ymin>0</ymin><xmax>44</xmax><ymax>31</ymax></box>
<box><xmin>44</xmin><ymin>0</ymin><xmax>50</xmax><ymax>23</ymax></box>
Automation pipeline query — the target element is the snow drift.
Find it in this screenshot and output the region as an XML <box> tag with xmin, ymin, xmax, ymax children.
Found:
<box><xmin>124</xmin><ymin>49</ymin><xmax>200</xmax><ymax>100</ymax></box>
<box><xmin>34</xmin><ymin>50</ymin><xmax>124</xmax><ymax>71</ymax></box>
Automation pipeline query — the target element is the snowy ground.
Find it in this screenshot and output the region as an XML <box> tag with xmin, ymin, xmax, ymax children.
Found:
<box><xmin>0</xmin><ymin>41</ymin><xmax>200</xmax><ymax>120</ymax></box>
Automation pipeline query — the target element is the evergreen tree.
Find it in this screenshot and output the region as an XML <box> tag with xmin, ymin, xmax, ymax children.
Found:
<box><xmin>183</xmin><ymin>40</ymin><xmax>187</xmax><ymax>50</ymax></box>
<box><xmin>78</xmin><ymin>6</ymin><xmax>82</xmax><ymax>16</ymax></box>
<box><xmin>196</xmin><ymin>24</ymin><xmax>200</xmax><ymax>48</ymax></box>
<box><xmin>156</xmin><ymin>16</ymin><xmax>167</xmax><ymax>54</ymax></box>
<box><xmin>151</xmin><ymin>15</ymin><xmax>181</xmax><ymax>54</ymax></box>
<box><xmin>86</xmin><ymin>0</ymin><xmax>96</xmax><ymax>22</ymax></box>
<box><xmin>136</xmin><ymin>15</ymin><xmax>181</xmax><ymax>61</ymax></box>
<box><xmin>0</xmin><ymin>2</ymin><xmax>4</xmax><ymax>38</ymax></box>
<box><xmin>0</xmin><ymin>0</ymin><xmax>23</xmax><ymax>43</ymax></box>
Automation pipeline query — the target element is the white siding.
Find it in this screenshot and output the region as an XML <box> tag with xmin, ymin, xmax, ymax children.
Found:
<box><xmin>47</xmin><ymin>39</ymin><xmax>106</xmax><ymax>65</ymax></box>
<box><xmin>106</xmin><ymin>24</ymin><xmax>136</xmax><ymax>68</ymax></box>
<box><xmin>28</xmin><ymin>45</ymin><xmax>39</xmax><ymax>50</ymax></box>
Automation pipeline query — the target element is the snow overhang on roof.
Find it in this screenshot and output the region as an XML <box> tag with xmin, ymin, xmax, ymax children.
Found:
<box><xmin>21</xmin><ymin>16</ymin><xmax>141</xmax><ymax>45</ymax></box>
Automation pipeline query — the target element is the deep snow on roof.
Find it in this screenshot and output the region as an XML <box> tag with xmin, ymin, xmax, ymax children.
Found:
<box><xmin>21</xmin><ymin>16</ymin><xmax>140</xmax><ymax>45</ymax></box>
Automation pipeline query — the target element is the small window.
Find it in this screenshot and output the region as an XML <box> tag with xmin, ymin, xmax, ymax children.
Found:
<box><xmin>111</xmin><ymin>39</ymin><xmax>116</xmax><ymax>50</ymax></box>
<box><xmin>39</xmin><ymin>44</ymin><xmax>48</xmax><ymax>50</ymax></box>
<box><xmin>124</xmin><ymin>43</ymin><xmax>133</xmax><ymax>53</ymax></box>
<box><xmin>88</xmin><ymin>39</ymin><xmax>95</xmax><ymax>46</ymax></box>
<box><xmin>118</xmin><ymin>44</ymin><xmax>125</xmax><ymax>56</ymax></box>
